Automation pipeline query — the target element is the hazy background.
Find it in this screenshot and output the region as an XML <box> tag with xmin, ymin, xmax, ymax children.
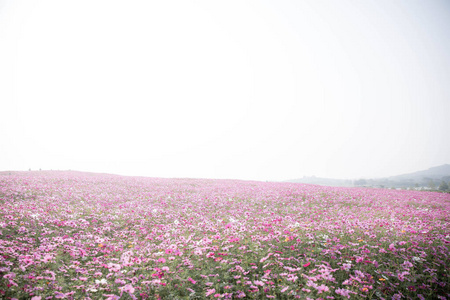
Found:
<box><xmin>1</xmin><ymin>0</ymin><xmax>449</xmax><ymax>181</ymax></box>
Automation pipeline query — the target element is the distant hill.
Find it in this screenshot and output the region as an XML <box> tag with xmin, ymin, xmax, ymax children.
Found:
<box><xmin>285</xmin><ymin>176</ymin><xmax>353</xmax><ymax>187</ymax></box>
<box><xmin>286</xmin><ymin>164</ymin><xmax>450</xmax><ymax>189</ymax></box>
<box><xmin>380</xmin><ymin>164</ymin><xmax>450</xmax><ymax>188</ymax></box>
<box><xmin>388</xmin><ymin>164</ymin><xmax>450</xmax><ymax>181</ymax></box>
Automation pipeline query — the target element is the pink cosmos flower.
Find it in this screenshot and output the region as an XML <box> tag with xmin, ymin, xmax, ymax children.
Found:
<box><xmin>206</xmin><ymin>289</ymin><xmax>216</xmax><ymax>296</ymax></box>
<box><xmin>188</xmin><ymin>277</ymin><xmax>196</xmax><ymax>284</ymax></box>
<box><xmin>397</xmin><ymin>271</ymin><xmax>409</xmax><ymax>282</ymax></box>
<box><xmin>3</xmin><ymin>273</ymin><xmax>15</xmax><ymax>279</ymax></box>
<box><xmin>54</xmin><ymin>291</ymin><xmax>75</xmax><ymax>299</ymax></box>
<box><xmin>121</xmin><ymin>284</ymin><xmax>135</xmax><ymax>294</ymax></box>
<box><xmin>335</xmin><ymin>288</ymin><xmax>351</xmax><ymax>299</ymax></box>
<box><xmin>254</xmin><ymin>280</ymin><xmax>264</xmax><ymax>286</ymax></box>
<box><xmin>392</xmin><ymin>294</ymin><xmax>402</xmax><ymax>300</ymax></box>
<box><xmin>43</xmin><ymin>270</ymin><xmax>56</xmax><ymax>281</ymax></box>
<box><xmin>303</xmin><ymin>262</ymin><xmax>311</xmax><ymax>267</ymax></box>
<box><xmin>104</xmin><ymin>294</ymin><xmax>120</xmax><ymax>300</ymax></box>
<box><xmin>42</xmin><ymin>254</ymin><xmax>53</xmax><ymax>263</ymax></box>
<box><xmin>316</xmin><ymin>284</ymin><xmax>329</xmax><ymax>294</ymax></box>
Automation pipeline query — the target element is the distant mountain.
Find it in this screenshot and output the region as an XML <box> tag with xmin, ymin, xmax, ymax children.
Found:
<box><xmin>379</xmin><ymin>164</ymin><xmax>450</xmax><ymax>188</ymax></box>
<box><xmin>286</xmin><ymin>164</ymin><xmax>450</xmax><ymax>189</ymax></box>
<box><xmin>285</xmin><ymin>176</ymin><xmax>353</xmax><ymax>187</ymax></box>
<box><xmin>388</xmin><ymin>164</ymin><xmax>450</xmax><ymax>181</ymax></box>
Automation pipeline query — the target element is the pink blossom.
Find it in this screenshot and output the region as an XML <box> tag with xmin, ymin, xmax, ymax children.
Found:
<box><xmin>103</xmin><ymin>294</ymin><xmax>121</xmax><ymax>300</ymax></box>
<box><xmin>121</xmin><ymin>284</ymin><xmax>135</xmax><ymax>294</ymax></box>
<box><xmin>3</xmin><ymin>273</ymin><xmax>15</xmax><ymax>279</ymax></box>
<box><xmin>188</xmin><ymin>277</ymin><xmax>196</xmax><ymax>284</ymax></box>
<box><xmin>254</xmin><ymin>280</ymin><xmax>265</xmax><ymax>286</ymax></box>
<box><xmin>316</xmin><ymin>284</ymin><xmax>330</xmax><ymax>294</ymax></box>
<box><xmin>335</xmin><ymin>288</ymin><xmax>351</xmax><ymax>299</ymax></box>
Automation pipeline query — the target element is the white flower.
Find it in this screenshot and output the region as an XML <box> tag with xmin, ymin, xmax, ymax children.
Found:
<box><xmin>95</xmin><ymin>278</ymin><xmax>107</xmax><ymax>285</ymax></box>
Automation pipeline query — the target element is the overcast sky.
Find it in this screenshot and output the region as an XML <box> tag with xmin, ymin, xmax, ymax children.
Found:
<box><xmin>1</xmin><ymin>0</ymin><xmax>449</xmax><ymax>181</ymax></box>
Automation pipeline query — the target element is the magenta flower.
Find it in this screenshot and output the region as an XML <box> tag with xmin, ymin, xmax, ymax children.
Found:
<box><xmin>335</xmin><ymin>288</ymin><xmax>351</xmax><ymax>299</ymax></box>
<box><xmin>254</xmin><ymin>280</ymin><xmax>265</xmax><ymax>286</ymax></box>
<box><xmin>316</xmin><ymin>284</ymin><xmax>329</xmax><ymax>294</ymax></box>
<box><xmin>188</xmin><ymin>277</ymin><xmax>197</xmax><ymax>284</ymax></box>
<box><xmin>121</xmin><ymin>284</ymin><xmax>135</xmax><ymax>294</ymax></box>
<box><xmin>104</xmin><ymin>294</ymin><xmax>120</xmax><ymax>300</ymax></box>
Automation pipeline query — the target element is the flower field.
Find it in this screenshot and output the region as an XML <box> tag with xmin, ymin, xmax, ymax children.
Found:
<box><xmin>0</xmin><ymin>171</ymin><xmax>449</xmax><ymax>299</ymax></box>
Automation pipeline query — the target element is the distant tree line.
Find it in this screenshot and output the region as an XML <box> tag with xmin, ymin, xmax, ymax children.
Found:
<box><xmin>353</xmin><ymin>177</ymin><xmax>450</xmax><ymax>192</ymax></box>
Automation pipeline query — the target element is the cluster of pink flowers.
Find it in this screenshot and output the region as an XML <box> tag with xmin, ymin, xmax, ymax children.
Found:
<box><xmin>0</xmin><ymin>171</ymin><xmax>449</xmax><ymax>299</ymax></box>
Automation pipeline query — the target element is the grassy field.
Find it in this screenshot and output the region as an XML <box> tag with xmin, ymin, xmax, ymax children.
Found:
<box><xmin>0</xmin><ymin>171</ymin><xmax>449</xmax><ymax>299</ymax></box>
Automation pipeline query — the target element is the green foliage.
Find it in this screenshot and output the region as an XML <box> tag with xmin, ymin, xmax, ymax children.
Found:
<box><xmin>438</xmin><ymin>180</ymin><xmax>449</xmax><ymax>191</ymax></box>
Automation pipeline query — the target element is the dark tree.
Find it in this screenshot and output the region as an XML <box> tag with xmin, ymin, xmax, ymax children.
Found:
<box><xmin>438</xmin><ymin>181</ymin><xmax>449</xmax><ymax>191</ymax></box>
<box><xmin>354</xmin><ymin>179</ymin><xmax>367</xmax><ymax>186</ymax></box>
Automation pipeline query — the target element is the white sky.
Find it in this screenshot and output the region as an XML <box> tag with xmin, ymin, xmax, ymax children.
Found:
<box><xmin>1</xmin><ymin>0</ymin><xmax>450</xmax><ymax>181</ymax></box>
